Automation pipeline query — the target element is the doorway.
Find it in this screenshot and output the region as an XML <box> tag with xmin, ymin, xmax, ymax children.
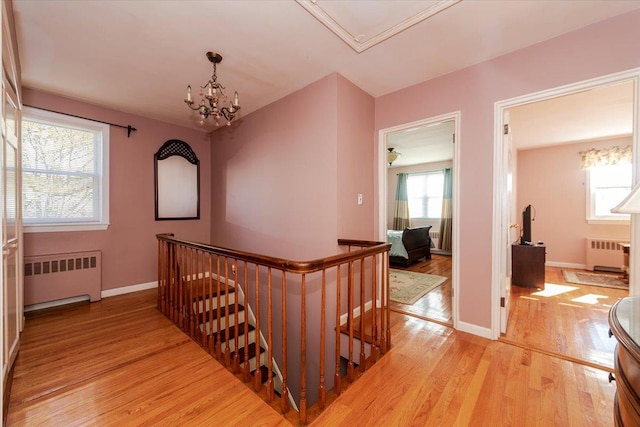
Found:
<box><xmin>492</xmin><ymin>69</ymin><xmax>640</xmax><ymax>361</ymax></box>
<box><xmin>378</xmin><ymin>112</ymin><xmax>460</xmax><ymax>328</ymax></box>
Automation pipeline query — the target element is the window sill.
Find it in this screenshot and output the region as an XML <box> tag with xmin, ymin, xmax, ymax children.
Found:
<box><xmin>24</xmin><ymin>223</ymin><xmax>110</xmax><ymax>233</ymax></box>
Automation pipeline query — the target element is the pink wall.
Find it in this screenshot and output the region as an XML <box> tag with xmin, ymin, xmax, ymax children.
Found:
<box><xmin>210</xmin><ymin>73</ymin><xmax>374</xmax><ymax>406</ymax></box>
<box><xmin>210</xmin><ymin>73</ymin><xmax>375</xmax><ymax>256</ymax></box>
<box><xmin>517</xmin><ymin>137</ymin><xmax>631</xmax><ymax>266</ymax></box>
<box><xmin>375</xmin><ymin>10</ymin><xmax>640</xmax><ymax>329</ymax></box>
<box><xmin>210</xmin><ymin>74</ymin><xmax>339</xmax><ymax>260</ymax></box>
<box><xmin>337</xmin><ymin>74</ymin><xmax>376</xmax><ymax>240</ymax></box>
<box><xmin>22</xmin><ymin>89</ymin><xmax>211</xmax><ymax>292</ymax></box>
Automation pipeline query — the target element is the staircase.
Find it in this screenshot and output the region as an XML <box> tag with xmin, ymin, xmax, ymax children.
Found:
<box><xmin>157</xmin><ymin>234</ymin><xmax>392</xmax><ymax>425</ymax></box>
<box><xmin>184</xmin><ymin>276</ymin><xmax>284</xmax><ymax>399</ymax></box>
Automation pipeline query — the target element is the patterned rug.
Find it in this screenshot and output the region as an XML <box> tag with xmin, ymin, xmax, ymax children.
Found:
<box><xmin>561</xmin><ymin>270</ymin><xmax>628</xmax><ymax>289</ymax></box>
<box><xmin>389</xmin><ymin>269</ymin><xmax>447</xmax><ymax>305</ymax></box>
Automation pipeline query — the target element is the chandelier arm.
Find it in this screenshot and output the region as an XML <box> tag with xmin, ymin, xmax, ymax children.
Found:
<box><xmin>219</xmin><ymin>106</ymin><xmax>240</xmax><ymax>121</ymax></box>
<box><xmin>185</xmin><ymin>102</ymin><xmax>203</xmax><ymax>112</ymax></box>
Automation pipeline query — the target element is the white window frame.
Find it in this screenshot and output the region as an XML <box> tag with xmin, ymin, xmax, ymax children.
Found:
<box><xmin>585</xmin><ymin>163</ymin><xmax>630</xmax><ymax>224</ymax></box>
<box><xmin>22</xmin><ymin>106</ymin><xmax>110</xmax><ymax>233</ymax></box>
<box><xmin>407</xmin><ymin>170</ymin><xmax>444</xmax><ymax>220</ymax></box>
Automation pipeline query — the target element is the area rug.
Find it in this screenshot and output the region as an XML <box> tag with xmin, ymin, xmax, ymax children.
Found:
<box><xmin>389</xmin><ymin>269</ymin><xmax>447</xmax><ymax>305</ymax></box>
<box><xmin>561</xmin><ymin>270</ymin><xmax>628</xmax><ymax>289</ymax></box>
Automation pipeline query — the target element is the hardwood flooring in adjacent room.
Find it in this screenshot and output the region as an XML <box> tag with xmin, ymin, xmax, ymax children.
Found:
<box><xmin>7</xmin><ymin>289</ymin><xmax>616</xmax><ymax>426</ymax></box>
<box><xmin>389</xmin><ymin>254</ymin><xmax>453</xmax><ymax>325</ymax></box>
<box><xmin>503</xmin><ymin>266</ymin><xmax>628</xmax><ymax>371</ymax></box>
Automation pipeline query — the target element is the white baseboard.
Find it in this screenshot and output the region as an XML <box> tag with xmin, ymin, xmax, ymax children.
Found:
<box><xmin>340</xmin><ymin>299</ymin><xmax>378</xmax><ymax>325</ymax></box>
<box><xmin>545</xmin><ymin>261</ymin><xmax>586</xmax><ymax>269</ymax></box>
<box><xmin>24</xmin><ymin>295</ymin><xmax>90</xmax><ymax>312</ymax></box>
<box><xmin>101</xmin><ymin>281</ymin><xmax>158</xmax><ymax>298</ymax></box>
<box><xmin>456</xmin><ymin>321</ymin><xmax>492</xmax><ymax>340</ymax></box>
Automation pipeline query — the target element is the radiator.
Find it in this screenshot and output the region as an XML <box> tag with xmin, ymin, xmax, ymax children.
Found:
<box><xmin>429</xmin><ymin>230</ymin><xmax>440</xmax><ymax>249</ymax></box>
<box><xmin>585</xmin><ymin>238</ymin><xmax>626</xmax><ymax>272</ymax></box>
<box><xmin>24</xmin><ymin>250</ymin><xmax>102</xmax><ymax>305</ymax></box>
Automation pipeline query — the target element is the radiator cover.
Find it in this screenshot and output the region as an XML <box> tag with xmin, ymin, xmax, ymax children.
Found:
<box><xmin>24</xmin><ymin>250</ymin><xmax>102</xmax><ymax>305</ymax></box>
<box><xmin>585</xmin><ymin>238</ymin><xmax>626</xmax><ymax>272</ymax></box>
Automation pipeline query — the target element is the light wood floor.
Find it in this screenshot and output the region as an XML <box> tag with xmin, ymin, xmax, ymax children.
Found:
<box><xmin>7</xmin><ymin>288</ymin><xmax>616</xmax><ymax>426</ymax></box>
<box><xmin>390</xmin><ymin>256</ymin><xmax>626</xmax><ymax>370</ymax></box>
<box><xmin>503</xmin><ymin>266</ymin><xmax>627</xmax><ymax>371</ymax></box>
<box><xmin>389</xmin><ymin>254</ymin><xmax>453</xmax><ymax>324</ymax></box>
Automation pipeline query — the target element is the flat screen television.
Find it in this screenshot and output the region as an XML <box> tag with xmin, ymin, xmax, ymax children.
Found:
<box><xmin>521</xmin><ymin>204</ymin><xmax>532</xmax><ymax>245</ymax></box>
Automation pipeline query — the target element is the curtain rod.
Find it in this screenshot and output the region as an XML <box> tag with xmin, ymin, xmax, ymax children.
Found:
<box><xmin>24</xmin><ymin>104</ymin><xmax>137</xmax><ymax>137</ymax></box>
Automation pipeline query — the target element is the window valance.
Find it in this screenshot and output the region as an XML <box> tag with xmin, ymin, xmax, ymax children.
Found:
<box><xmin>580</xmin><ymin>145</ymin><xmax>631</xmax><ymax>169</ymax></box>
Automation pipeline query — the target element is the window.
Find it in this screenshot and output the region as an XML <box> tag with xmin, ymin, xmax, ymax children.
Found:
<box><xmin>22</xmin><ymin>107</ymin><xmax>109</xmax><ymax>232</ymax></box>
<box><xmin>407</xmin><ymin>171</ymin><xmax>444</xmax><ymax>219</ymax></box>
<box><xmin>586</xmin><ymin>163</ymin><xmax>631</xmax><ymax>223</ymax></box>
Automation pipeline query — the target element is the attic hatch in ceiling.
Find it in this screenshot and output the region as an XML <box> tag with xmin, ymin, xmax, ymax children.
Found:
<box><xmin>296</xmin><ymin>0</ymin><xmax>461</xmax><ymax>53</ymax></box>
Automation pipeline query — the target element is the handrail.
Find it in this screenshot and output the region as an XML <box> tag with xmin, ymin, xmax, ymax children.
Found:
<box><xmin>157</xmin><ymin>233</ymin><xmax>390</xmax><ymax>273</ymax></box>
<box><xmin>156</xmin><ymin>233</ymin><xmax>391</xmax><ymax>425</ymax></box>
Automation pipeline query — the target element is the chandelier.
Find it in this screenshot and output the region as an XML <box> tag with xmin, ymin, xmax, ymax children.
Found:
<box><xmin>387</xmin><ymin>147</ymin><xmax>401</xmax><ymax>166</ymax></box>
<box><xmin>184</xmin><ymin>51</ymin><xmax>240</xmax><ymax>126</ymax></box>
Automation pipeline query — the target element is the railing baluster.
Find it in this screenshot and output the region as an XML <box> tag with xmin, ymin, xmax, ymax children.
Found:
<box><xmin>254</xmin><ymin>264</ymin><xmax>262</xmax><ymax>392</ymax></box>
<box><xmin>200</xmin><ymin>250</ymin><xmax>207</xmax><ymax>346</ymax></box>
<box><xmin>347</xmin><ymin>261</ymin><xmax>354</xmax><ymax>381</ymax></box>
<box><xmin>170</xmin><ymin>244</ymin><xmax>176</xmax><ymax>322</ymax></box>
<box><xmin>266</xmin><ymin>267</ymin><xmax>274</xmax><ymax>401</ymax></box>
<box><xmin>385</xmin><ymin>254</ymin><xmax>391</xmax><ymax>351</ymax></box>
<box><xmin>224</xmin><ymin>258</ymin><xmax>231</xmax><ymax>366</ymax></box>
<box><xmin>208</xmin><ymin>252</ymin><xmax>214</xmax><ymax>354</ymax></box>
<box><xmin>233</xmin><ymin>259</ymin><xmax>240</xmax><ymax>373</ymax></box>
<box><xmin>319</xmin><ymin>269</ymin><xmax>326</xmax><ymax>408</ymax></box>
<box><xmin>300</xmin><ymin>273</ymin><xmax>307</xmax><ymax>424</ymax></box>
<box><xmin>371</xmin><ymin>254</ymin><xmax>379</xmax><ymax>359</ymax></box>
<box><xmin>157</xmin><ymin>240</ymin><xmax>163</xmax><ymax>311</ymax></box>
<box><xmin>334</xmin><ymin>264</ymin><xmax>342</xmax><ymax>396</ymax></box>
<box><xmin>359</xmin><ymin>257</ymin><xmax>365</xmax><ymax>372</ymax></box>
<box><xmin>215</xmin><ymin>255</ymin><xmax>222</xmax><ymax>359</ymax></box>
<box><xmin>243</xmin><ymin>260</ymin><xmax>250</xmax><ymax>381</ymax></box>
<box><xmin>179</xmin><ymin>245</ymin><xmax>186</xmax><ymax>331</ymax></box>
<box><xmin>187</xmin><ymin>246</ymin><xmax>192</xmax><ymax>333</ymax></box>
<box><xmin>281</xmin><ymin>270</ymin><xmax>289</xmax><ymax>414</ymax></box>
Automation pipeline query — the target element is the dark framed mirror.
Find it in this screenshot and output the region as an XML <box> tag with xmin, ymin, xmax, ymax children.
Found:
<box><xmin>154</xmin><ymin>139</ymin><xmax>200</xmax><ymax>220</ymax></box>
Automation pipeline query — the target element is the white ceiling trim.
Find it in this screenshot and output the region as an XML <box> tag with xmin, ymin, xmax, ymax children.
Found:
<box><xmin>296</xmin><ymin>0</ymin><xmax>461</xmax><ymax>53</ymax></box>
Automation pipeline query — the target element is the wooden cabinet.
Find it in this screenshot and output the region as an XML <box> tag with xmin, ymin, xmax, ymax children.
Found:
<box><xmin>511</xmin><ymin>244</ymin><xmax>545</xmax><ymax>289</ymax></box>
<box><xmin>609</xmin><ymin>297</ymin><xmax>640</xmax><ymax>427</ymax></box>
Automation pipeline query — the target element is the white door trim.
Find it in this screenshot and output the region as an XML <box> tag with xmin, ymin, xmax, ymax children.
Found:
<box><xmin>377</xmin><ymin>111</ymin><xmax>461</xmax><ymax>329</ymax></box>
<box><xmin>491</xmin><ymin>68</ymin><xmax>640</xmax><ymax>339</ymax></box>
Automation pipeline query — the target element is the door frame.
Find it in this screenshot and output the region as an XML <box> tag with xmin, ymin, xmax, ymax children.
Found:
<box><xmin>492</xmin><ymin>68</ymin><xmax>640</xmax><ymax>339</ymax></box>
<box><xmin>377</xmin><ymin>111</ymin><xmax>461</xmax><ymax>329</ymax></box>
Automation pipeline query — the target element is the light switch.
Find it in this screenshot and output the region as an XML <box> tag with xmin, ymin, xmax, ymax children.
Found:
<box><xmin>357</xmin><ymin>193</ymin><xmax>363</xmax><ymax>205</ymax></box>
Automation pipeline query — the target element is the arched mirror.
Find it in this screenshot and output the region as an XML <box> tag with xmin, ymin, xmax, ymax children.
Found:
<box><xmin>154</xmin><ymin>139</ymin><xmax>200</xmax><ymax>220</ymax></box>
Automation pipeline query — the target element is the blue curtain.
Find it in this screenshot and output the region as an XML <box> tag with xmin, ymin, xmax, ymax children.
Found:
<box><xmin>393</xmin><ymin>173</ymin><xmax>410</xmax><ymax>230</ymax></box>
<box><xmin>439</xmin><ymin>168</ymin><xmax>453</xmax><ymax>250</ymax></box>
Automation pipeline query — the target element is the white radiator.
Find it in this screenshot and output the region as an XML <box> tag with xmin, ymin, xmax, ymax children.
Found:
<box><xmin>429</xmin><ymin>230</ymin><xmax>440</xmax><ymax>249</ymax></box>
<box><xmin>24</xmin><ymin>250</ymin><xmax>102</xmax><ymax>306</ymax></box>
<box><xmin>585</xmin><ymin>238</ymin><xmax>626</xmax><ymax>272</ymax></box>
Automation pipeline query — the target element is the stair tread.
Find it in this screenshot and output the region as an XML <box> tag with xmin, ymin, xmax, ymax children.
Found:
<box><xmin>231</xmin><ymin>342</ymin><xmax>265</xmax><ymax>363</ymax></box>
<box><xmin>199</xmin><ymin>303</ymin><xmax>245</xmax><ymax>323</ymax></box>
<box><xmin>208</xmin><ymin>322</ymin><xmax>255</xmax><ymax>343</ymax></box>
<box><xmin>185</xmin><ymin>284</ymin><xmax>236</xmax><ymax>301</ymax></box>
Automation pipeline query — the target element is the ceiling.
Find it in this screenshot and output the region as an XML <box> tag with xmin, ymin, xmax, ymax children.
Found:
<box><xmin>386</xmin><ymin>79</ymin><xmax>635</xmax><ymax>168</ymax></box>
<box><xmin>509</xmin><ymin>80</ymin><xmax>634</xmax><ymax>150</ymax></box>
<box><xmin>12</xmin><ymin>1</ymin><xmax>640</xmax><ymax>132</ymax></box>
<box><xmin>386</xmin><ymin>120</ymin><xmax>455</xmax><ymax>167</ymax></box>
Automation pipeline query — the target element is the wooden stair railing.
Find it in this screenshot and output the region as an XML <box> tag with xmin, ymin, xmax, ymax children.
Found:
<box><xmin>156</xmin><ymin>234</ymin><xmax>391</xmax><ymax>425</ymax></box>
